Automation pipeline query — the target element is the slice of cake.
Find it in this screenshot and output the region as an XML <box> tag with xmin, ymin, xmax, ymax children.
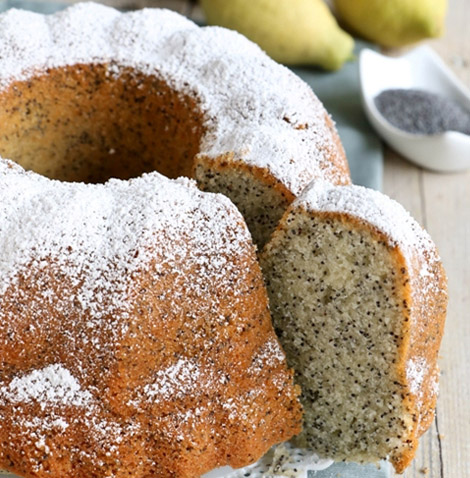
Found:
<box><xmin>260</xmin><ymin>181</ymin><xmax>447</xmax><ymax>473</ymax></box>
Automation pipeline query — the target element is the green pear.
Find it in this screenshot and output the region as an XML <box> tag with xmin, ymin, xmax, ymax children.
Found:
<box><xmin>200</xmin><ymin>0</ymin><xmax>354</xmax><ymax>71</ymax></box>
<box><xmin>333</xmin><ymin>0</ymin><xmax>447</xmax><ymax>48</ymax></box>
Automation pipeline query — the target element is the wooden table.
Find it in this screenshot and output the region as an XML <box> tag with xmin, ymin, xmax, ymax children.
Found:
<box><xmin>383</xmin><ymin>2</ymin><xmax>470</xmax><ymax>476</ymax></box>
<box><xmin>27</xmin><ymin>0</ymin><xmax>470</xmax><ymax>476</ymax></box>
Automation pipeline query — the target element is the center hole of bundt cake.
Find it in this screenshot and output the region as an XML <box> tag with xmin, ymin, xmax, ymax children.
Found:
<box><xmin>0</xmin><ymin>64</ymin><xmax>205</xmax><ymax>183</ymax></box>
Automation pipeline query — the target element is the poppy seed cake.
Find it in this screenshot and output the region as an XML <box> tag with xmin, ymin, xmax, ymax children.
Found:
<box><xmin>260</xmin><ymin>181</ymin><xmax>447</xmax><ymax>473</ymax></box>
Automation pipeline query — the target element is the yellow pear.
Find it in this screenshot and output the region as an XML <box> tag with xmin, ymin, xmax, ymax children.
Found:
<box><xmin>333</xmin><ymin>0</ymin><xmax>447</xmax><ymax>48</ymax></box>
<box><xmin>200</xmin><ymin>0</ymin><xmax>354</xmax><ymax>71</ymax></box>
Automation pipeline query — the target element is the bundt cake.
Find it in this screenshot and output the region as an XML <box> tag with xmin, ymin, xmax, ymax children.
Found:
<box><xmin>0</xmin><ymin>159</ymin><xmax>302</xmax><ymax>478</ymax></box>
<box><xmin>0</xmin><ymin>2</ymin><xmax>447</xmax><ymax>476</ymax></box>
<box><xmin>260</xmin><ymin>181</ymin><xmax>447</xmax><ymax>473</ymax></box>
<box><xmin>0</xmin><ymin>2</ymin><xmax>349</xmax><ymax>249</ymax></box>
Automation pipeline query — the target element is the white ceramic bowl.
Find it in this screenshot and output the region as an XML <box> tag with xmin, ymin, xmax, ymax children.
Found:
<box><xmin>360</xmin><ymin>45</ymin><xmax>470</xmax><ymax>172</ymax></box>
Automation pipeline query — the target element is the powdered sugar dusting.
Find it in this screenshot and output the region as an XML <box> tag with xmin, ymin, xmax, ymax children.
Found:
<box><xmin>0</xmin><ymin>159</ymin><xmax>250</xmax><ymax>317</ymax></box>
<box><xmin>250</xmin><ymin>338</ymin><xmax>286</xmax><ymax>373</ymax></box>
<box><xmin>144</xmin><ymin>359</ymin><xmax>201</xmax><ymax>402</ymax></box>
<box><xmin>0</xmin><ymin>2</ymin><xmax>345</xmax><ymax>195</ymax></box>
<box><xmin>297</xmin><ymin>181</ymin><xmax>441</xmax><ymax>283</ymax></box>
<box><xmin>0</xmin><ymin>364</ymin><xmax>91</xmax><ymax>409</ymax></box>
<box><xmin>406</xmin><ymin>358</ymin><xmax>428</xmax><ymax>397</ymax></box>
<box><xmin>0</xmin><ymin>156</ymin><xmax>252</xmax><ymax>452</ymax></box>
<box><xmin>1</xmin><ymin>367</ymin><xmax>142</xmax><ymax>473</ymax></box>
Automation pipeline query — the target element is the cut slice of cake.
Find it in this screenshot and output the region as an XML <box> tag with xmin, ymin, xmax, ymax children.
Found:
<box><xmin>260</xmin><ymin>181</ymin><xmax>447</xmax><ymax>473</ymax></box>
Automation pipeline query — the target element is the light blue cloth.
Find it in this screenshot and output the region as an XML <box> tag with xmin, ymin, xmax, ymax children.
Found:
<box><xmin>0</xmin><ymin>3</ymin><xmax>387</xmax><ymax>477</ymax></box>
<box><xmin>0</xmin><ymin>0</ymin><xmax>63</xmax><ymax>12</ymax></box>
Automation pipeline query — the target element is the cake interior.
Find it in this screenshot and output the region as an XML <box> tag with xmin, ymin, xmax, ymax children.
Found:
<box><xmin>261</xmin><ymin>210</ymin><xmax>413</xmax><ymax>464</ymax></box>
<box><xmin>0</xmin><ymin>64</ymin><xmax>205</xmax><ymax>183</ymax></box>
<box><xmin>194</xmin><ymin>158</ymin><xmax>293</xmax><ymax>248</ymax></box>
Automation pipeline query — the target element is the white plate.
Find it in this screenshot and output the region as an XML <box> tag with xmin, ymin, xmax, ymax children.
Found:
<box><xmin>360</xmin><ymin>45</ymin><xmax>470</xmax><ymax>172</ymax></box>
<box><xmin>0</xmin><ymin>443</ymin><xmax>333</xmax><ymax>478</ymax></box>
<box><xmin>202</xmin><ymin>443</ymin><xmax>333</xmax><ymax>477</ymax></box>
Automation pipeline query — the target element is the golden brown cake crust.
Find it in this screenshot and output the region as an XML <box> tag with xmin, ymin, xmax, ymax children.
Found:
<box><xmin>0</xmin><ymin>64</ymin><xmax>206</xmax><ymax>184</ymax></box>
<box><xmin>0</xmin><ymin>163</ymin><xmax>302</xmax><ymax>478</ymax></box>
<box><xmin>390</xmin><ymin>235</ymin><xmax>447</xmax><ymax>472</ymax></box>
<box><xmin>322</xmin><ymin>113</ymin><xmax>351</xmax><ymax>185</ymax></box>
